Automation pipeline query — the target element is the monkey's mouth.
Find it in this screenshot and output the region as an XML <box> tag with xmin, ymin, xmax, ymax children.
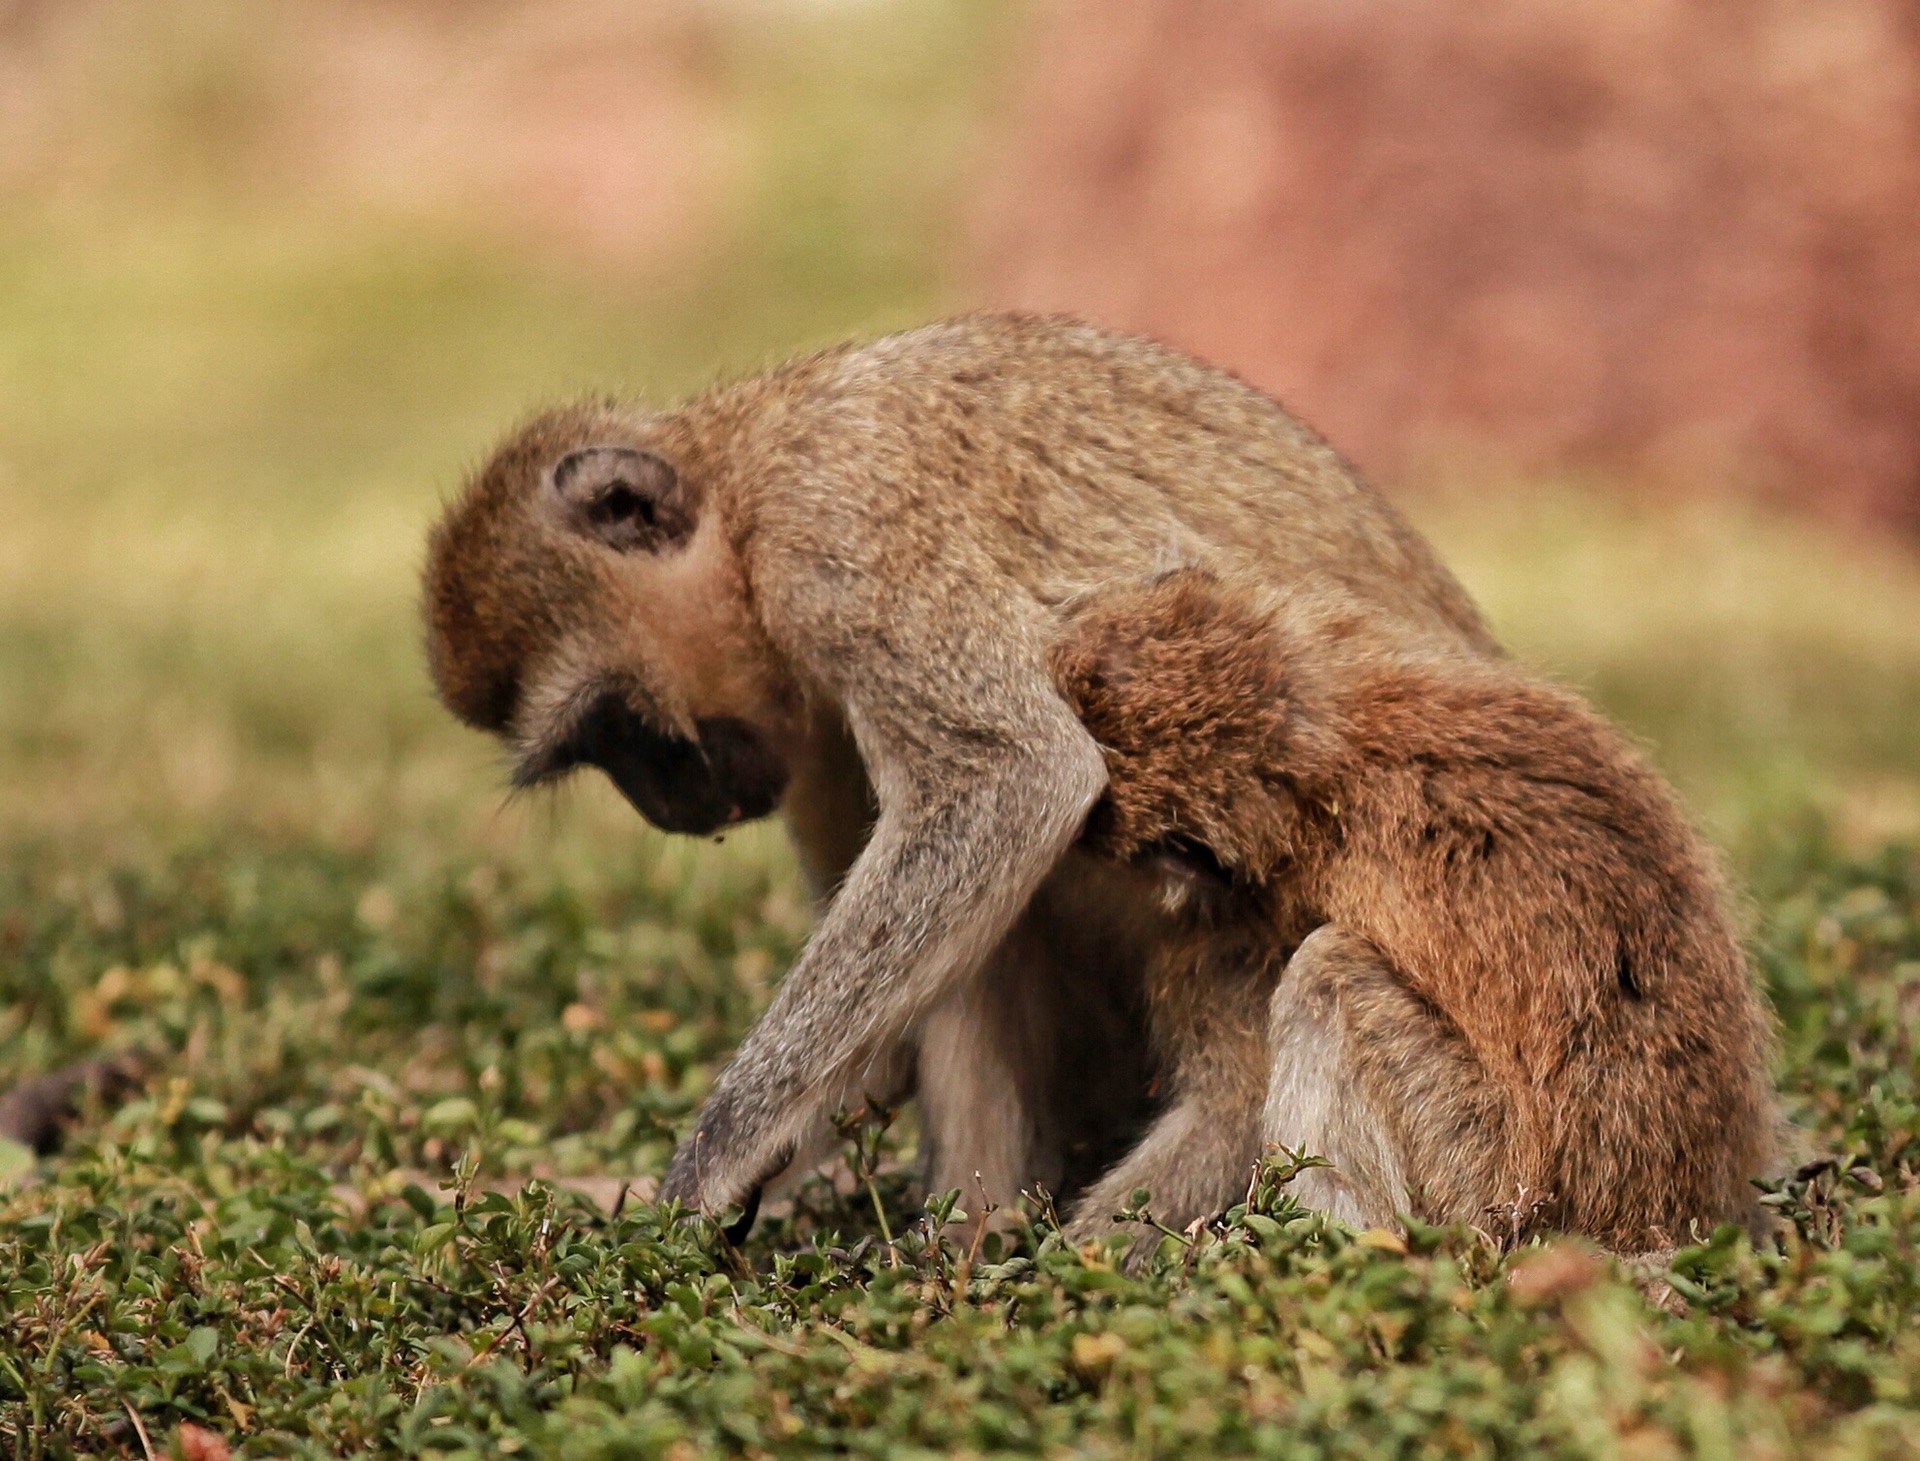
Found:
<box><xmin>519</xmin><ymin>691</ymin><xmax>788</xmax><ymax>837</ymax></box>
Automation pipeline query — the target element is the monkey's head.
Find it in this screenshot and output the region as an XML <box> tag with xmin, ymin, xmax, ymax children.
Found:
<box><xmin>1050</xmin><ymin>570</ymin><xmax>1317</xmax><ymax>889</ymax></box>
<box><xmin>423</xmin><ymin>403</ymin><xmax>793</xmax><ymax>837</ymax></box>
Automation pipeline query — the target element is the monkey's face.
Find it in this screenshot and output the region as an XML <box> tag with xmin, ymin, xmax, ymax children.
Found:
<box><xmin>514</xmin><ymin>680</ymin><xmax>789</xmax><ymax>837</ymax></box>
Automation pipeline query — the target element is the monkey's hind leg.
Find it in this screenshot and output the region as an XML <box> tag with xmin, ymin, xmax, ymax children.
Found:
<box><xmin>1061</xmin><ymin>969</ymin><xmax>1272</xmax><ymax>1265</ymax></box>
<box><xmin>1263</xmin><ymin>924</ymin><xmax>1510</xmax><ymax>1230</ymax></box>
<box><xmin>1061</xmin><ymin>1086</ymin><xmax>1265</xmax><ymax>1265</ymax></box>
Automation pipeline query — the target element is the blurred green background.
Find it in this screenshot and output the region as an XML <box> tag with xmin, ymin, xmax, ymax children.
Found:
<box><xmin>3</xmin><ymin>0</ymin><xmax>1917</xmax><ymax>874</ymax></box>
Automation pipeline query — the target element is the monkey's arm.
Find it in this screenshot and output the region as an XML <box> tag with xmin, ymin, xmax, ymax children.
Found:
<box><xmin>658</xmin><ymin>674</ymin><xmax>1106</xmax><ymax>1216</ymax></box>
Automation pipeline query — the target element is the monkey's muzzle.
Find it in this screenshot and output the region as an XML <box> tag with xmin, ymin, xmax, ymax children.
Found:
<box><xmin>556</xmin><ymin>691</ymin><xmax>789</xmax><ymax>837</ymax></box>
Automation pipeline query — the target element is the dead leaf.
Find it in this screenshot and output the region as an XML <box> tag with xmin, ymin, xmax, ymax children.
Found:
<box><xmin>175</xmin><ymin>1423</ymin><xmax>232</xmax><ymax>1461</ymax></box>
<box><xmin>1507</xmin><ymin>1241</ymin><xmax>1601</xmax><ymax>1304</ymax></box>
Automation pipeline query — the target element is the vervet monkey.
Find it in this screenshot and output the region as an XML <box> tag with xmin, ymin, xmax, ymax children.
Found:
<box><xmin>421</xmin><ymin>312</ymin><xmax>1498</xmax><ymax>1222</ymax></box>
<box><xmin>1049</xmin><ymin>569</ymin><xmax>1778</xmax><ymax>1253</ymax></box>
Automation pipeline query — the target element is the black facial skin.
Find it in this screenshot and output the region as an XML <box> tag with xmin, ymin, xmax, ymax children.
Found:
<box><xmin>530</xmin><ymin>689</ymin><xmax>789</xmax><ymax>836</ymax></box>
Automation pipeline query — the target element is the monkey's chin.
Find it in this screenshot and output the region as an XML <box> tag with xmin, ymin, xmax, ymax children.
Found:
<box><xmin>605</xmin><ymin>774</ymin><xmax>782</xmax><ymax>838</ymax></box>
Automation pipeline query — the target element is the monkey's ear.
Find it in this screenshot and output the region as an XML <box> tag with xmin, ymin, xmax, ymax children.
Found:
<box><xmin>550</xmin><ymin>446</ymin><xmax>696</xmax><ymax>552</ymax></box>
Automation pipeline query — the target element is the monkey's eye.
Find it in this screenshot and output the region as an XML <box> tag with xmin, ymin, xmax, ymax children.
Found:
<box><xmin>513</xmin><ymin>687</ymin><xmax>653</xmax><ymax>789</ymax></box>
<box><xmin>511</xmin><ymin>737</ymin><xmax>580</xmax><ymax>788</ymax></box>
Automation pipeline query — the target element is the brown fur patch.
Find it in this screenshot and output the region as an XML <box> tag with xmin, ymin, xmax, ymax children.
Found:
<box><xmin>1052</xmin><ymin>569</ymin><xmax>1778</xmax><ymax>1248</ymax></box>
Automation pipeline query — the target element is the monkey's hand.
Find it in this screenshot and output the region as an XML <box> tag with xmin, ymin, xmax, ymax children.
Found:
<box><xmin>656</xmin><ymin>1095</ymin><xmax>796</xmax><ymax>1220</ymax></box>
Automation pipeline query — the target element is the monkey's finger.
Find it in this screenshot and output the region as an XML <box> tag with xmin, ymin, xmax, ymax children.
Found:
<box><xmin>655</xmin><ymin>1136</ymin><xmax>738</xmax><ymax>1216</ymax></box>
<box><xmin>655</xmin><ymin>1146</ymin><xmax>701</xmax><ymax>1211</ymax></box>
<box><xmin>720</xmin><ymin>1184</ymin><xmax>763</xmax><ymax>1246</ymax></box>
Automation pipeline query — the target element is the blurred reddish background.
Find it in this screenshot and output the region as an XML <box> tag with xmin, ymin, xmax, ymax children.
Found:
<box><xmin>0</xmin><ymin>0</ymin><xmax>734</xmax><ymax>266</ymax></box>
<box><xmin>7</xmin><ymin>0</ymin><xmax>1918</xmax><ymax>529</ymax></box>
<box><xmin>973</xmin><ymin>0</ymin><xmax>1920</xmax><ymax>530</ymax></box>
<box><xmin>4</xmin><ymin>0</ymin><xmax>1920</xmax><ymax>838</ymax></box>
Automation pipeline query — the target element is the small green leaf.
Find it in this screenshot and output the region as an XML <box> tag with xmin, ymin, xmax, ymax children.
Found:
<box><xmin>0</xmin><ymin>1136</ymin><xmax>36</xmax><ymax>1185</ymax></box>
<box><xmin>401</xmin><ymin>1183</ymin><xmax>438</xmax><ymax>1220</ymax></box>
<box><xmin>422</xmin><ymin>1097</ymin><xmax>479</xmax><ymax>1135</ymax></box>
<box><xmin>1240</xmin><ymin>1214</ymin><xmax>1287</xmax><ymax>1245</ymax></box>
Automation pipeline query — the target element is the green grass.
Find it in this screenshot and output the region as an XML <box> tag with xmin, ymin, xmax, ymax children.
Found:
<box><xmin>3</xmin><ymin>832</ymin><xmax>1920</xmax><ymax>1457</ymax></box>
<box><xmin>5</xmin><ymin>1</ymin><xmax>1920</xmax><ymax>1454</ymax></box>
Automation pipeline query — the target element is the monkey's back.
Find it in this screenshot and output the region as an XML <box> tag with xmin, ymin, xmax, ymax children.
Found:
<box><xmin>694</xmin><ymin>313</ymin><xmax>1497</xmax><ymax>658</ymax></box>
